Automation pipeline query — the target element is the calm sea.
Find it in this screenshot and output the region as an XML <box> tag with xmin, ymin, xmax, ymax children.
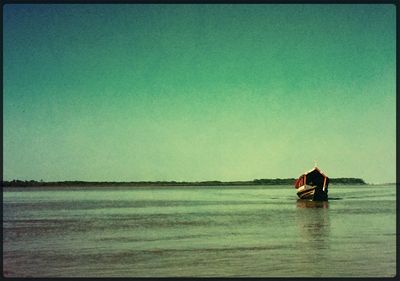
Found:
<box><xmin>3</xmin><ymin>184</ymin><xmax>396</xmax><ymax>277</ymax></box>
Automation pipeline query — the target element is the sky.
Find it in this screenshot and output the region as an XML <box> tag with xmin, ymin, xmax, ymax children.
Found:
<box><xmin>3</xmin><ymin>4</ymin><xmax>396</xmax><ymax>184</ymax></box>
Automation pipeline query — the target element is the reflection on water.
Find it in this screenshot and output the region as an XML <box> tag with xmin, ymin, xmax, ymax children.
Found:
<box><xmin>296</xmin><ymin>199</ymin><xmax>329</xmax><ymax>209</ymax></box>
<box><xmin>296</xmin><ymin>199</ymin><xmax>330</xmax><ymax>254</ymax></box>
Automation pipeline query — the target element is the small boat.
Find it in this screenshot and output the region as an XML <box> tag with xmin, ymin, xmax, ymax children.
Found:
<box><xmin>294</xmin><ymin>166</ymin><xmax>329</xmax><ymax>201</ymax></box>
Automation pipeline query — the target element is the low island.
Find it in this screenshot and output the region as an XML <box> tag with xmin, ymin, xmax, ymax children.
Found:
<box><xmin>2</xmin><ymin>178</ymin><xmax>366</xmax><ymax>187</ymax></box>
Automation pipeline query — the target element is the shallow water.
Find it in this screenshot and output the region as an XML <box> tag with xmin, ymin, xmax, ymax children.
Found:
<box><xmin>3</xmin><ymin>184</ymin><xmax>396</xmax><ymax>277</ymax></box>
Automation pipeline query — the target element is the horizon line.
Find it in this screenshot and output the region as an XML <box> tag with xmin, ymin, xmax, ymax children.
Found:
<box><xmin>2</xmin><ymin>177</ymin><xmax>376</xmax><ymax>185</ymax></box>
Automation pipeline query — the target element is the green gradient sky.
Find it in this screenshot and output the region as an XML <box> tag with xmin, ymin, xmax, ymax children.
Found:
<box><xmin>3</xmin><ymin>4</ymin><xmax>396</xmax><ymax>183</ymax></box>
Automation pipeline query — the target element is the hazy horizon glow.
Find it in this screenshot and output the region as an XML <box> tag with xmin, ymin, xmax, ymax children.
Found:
<box><xmin>4</xmin><ymin>4</ymin><xmax>396</xmax><ymax>184</ymax></box>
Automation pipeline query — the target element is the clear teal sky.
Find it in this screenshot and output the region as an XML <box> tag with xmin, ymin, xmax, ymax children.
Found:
<box><xmin>3</xmin><ymin>4</ymin><xmax>396</xmax><ymax>183</ymax></box>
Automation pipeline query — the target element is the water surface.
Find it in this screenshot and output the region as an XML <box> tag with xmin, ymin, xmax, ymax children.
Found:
<box><xmin>3</xmin><ymin>184</ymin><xmax>396</xmax><ymax>277</ymax></box>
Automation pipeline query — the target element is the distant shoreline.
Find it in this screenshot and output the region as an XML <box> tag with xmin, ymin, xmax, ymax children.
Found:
<box><xmin>2</xmin><ymin>178</ymin><xmax>367</xmax><ymax>187</ymax></box>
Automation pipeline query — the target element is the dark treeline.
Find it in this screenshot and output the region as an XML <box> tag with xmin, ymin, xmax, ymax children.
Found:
<box><xmin>330</xmin><ymin>178</ymin><xmax>366</xmax><ymax>184</ymax></box>
<box><xmin>3</xmin><ymin>178</ymin><xmax>366</xmax><ymax>187</ymax></box>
